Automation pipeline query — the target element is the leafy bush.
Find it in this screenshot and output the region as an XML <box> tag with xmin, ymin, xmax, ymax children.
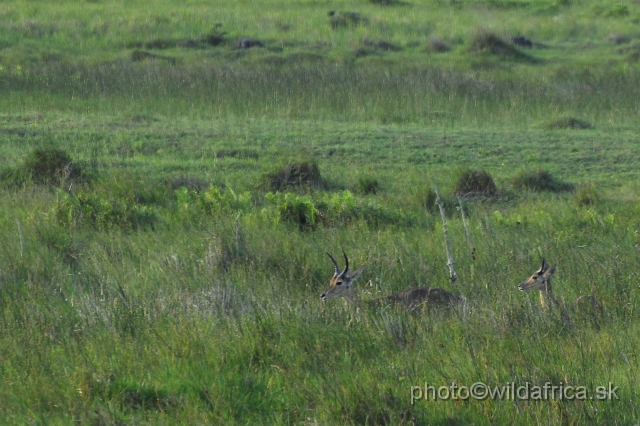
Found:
<box><xmin>319</xmin><ymin>191</ymin><xmax>406</xmax><ymax>227</ymax></box>
<box><xmin>265</xmin><ymin>190</ymin><xmax>408</xmax><ymax>229</ymax></box>
<box><xmin>53</xmin><ymin>191</ymin><xmax>159</xmax><ymax>230</ymax></box>
<box><xmin>175</xmin><ymin>185</ymin><xmax>252</xmax><ymax>216</ymax></box>
<box><xmin>454</xmin><ymin>168</ymin><xmax>497</xmax><ymax>196</ymax></box>
<box><xmin>265</xmin><ymin>192</ymin><xmax>319</xmax><ymax>230</ymax></box>
<box><xmin>512</xmin><ymin>169</ymin><xmax>574</xmax><ymax>192</ymax></box>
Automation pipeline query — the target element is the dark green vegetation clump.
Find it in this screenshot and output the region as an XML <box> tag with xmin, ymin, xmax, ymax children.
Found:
<box><xmin>427</xmin><ymin>37</ymin><xmax>451</xmax><ymax>53</ymax></box>
<box><xmin>264</xmin><ymin>160</ymin><xmax>323</xmax><ymax>190</ymax></box>
<box><xmin>24</xmin><ymin>147</ymin><xmax>74</xmax><ymax>184</ymax></box>
<box><xmin>415</xmin><ymin>185</ymin><xmax>438</xmax><ymax>213</ymax></box>
<box><xmin>454</xmin><ymin>168</ymin><xmax>497</xmax><ymax>196</ymax></box>
<box><xmin>1</xmin><ymin>147</ymin><xmax>91</xmax><ymax>187</ymax></box>
<box><xmin>215</xmin><ymin>148</ymin><xmax>259</xmax><ymax>159</ymax></box>
<box><xmin>355</xmin><ymin>175</ymin><xmax>380</xmax><ymax>195</ymax></box>
<box><xmin>328</xmin><ymin>11</ymin><xmax>367</xmax><ymax>29</ymax></box>
<box><xmin>199</xmin><ymin>24</ymin><xmax>227</xmax><ymax>46</ymax></box>
<box><xmin>546</xmin><ymin>117</ymin><xmax>593</xmax><ymax>130</ymax></box>
<box><xmin>470</xmin><ymin>31</ymin><xmax>534</xmax><ymax>61</ymax></box>
<box><xmin>512</xmin><ymin>169</ymin><xmax>574</xmax><ymax>192</ymax></box>
<box><xmin>362</xmin><ymin>36</ymin><xmax>402</xmax><ymax>52</ymax></box>
<box><xmin>54</xmin><ymin>191</ymin><xmax>159</xmax><ymax>230</ymax></box>
<box><xmin>130</xmin><ymin>49</ymin><xmax>176</xmax><ymax>64</ymax></box>
<box><xmin>265</xmin><ymin>190</ymin><xmax>406</xmax><ymax>230</ymax></box>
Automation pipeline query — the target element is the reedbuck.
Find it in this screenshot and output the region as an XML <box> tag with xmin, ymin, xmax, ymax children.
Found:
<box><xmin>321</xmin><ymin>252</ymin><xmax>468</xmax><ymax>313</ymax></box>
<box><xmin>518</xmin><ymin>258</ymin><xmax>603</xmax><ymax>319</ymax></box>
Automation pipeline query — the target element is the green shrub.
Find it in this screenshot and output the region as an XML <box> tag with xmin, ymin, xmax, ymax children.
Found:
<box><xmin>175</xmin><ymin>185</ymin><xmax>252</xmax><ymax>217</ymax></box>
<box><xmin>265</xmin><ymin>192</ymin><xmax>319</xmax><ymax>230</ymax></box>
<box><xmin>198</xmin><ymin>186</ymin><xmax>252</xmax><ymax>214</ymax></box>
<box><xmin>454</xmin><ymin>168</ymin><xmax>497</xmax><ymax>196</ymax></box>
<box><xmin>512</xmin><ymin>169</ymin><xmax>574</xmax><ymax>192</ymax></box>
<box><xmin>53</xmin><ymin>191</ymin><xmax>159</xmax><ymax>230</ymax></box>
<box><xmin>265</xmin><ymin>190</ymin><xmax>408</xmax><ymax>229</ymax></box>
<box><xmin>318</xmin><ymin>190</ymin><xmax>402</xmax><ymax>227</ymax></box>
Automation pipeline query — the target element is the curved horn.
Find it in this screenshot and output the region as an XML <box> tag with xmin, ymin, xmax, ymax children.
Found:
<box><xmin>342</xmin><ymin>250</ymin><xmax>349</xmax><ymax>275</ymax></box>
<box><xmin>326</xmin><ymin>252</ymin><xmax>340</xmax><ymax>276</ymax></box>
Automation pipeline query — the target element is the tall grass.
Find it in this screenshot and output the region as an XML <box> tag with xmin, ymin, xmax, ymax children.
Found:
<box><xmin>1</xmin><ymin>183</ymin><xmax>639</xmax><ymax>422</ymax></box>
<box><xmin>2</xmin><ymin>61</ymin><xmax>640</xmax><ymax>126</ymax></box>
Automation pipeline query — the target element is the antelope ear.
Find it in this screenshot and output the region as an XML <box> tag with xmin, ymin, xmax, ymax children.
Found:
<box><xmin>346</xmin><ymin>268</ymin><xmax>364</xmax><ymax>287</ymax></box>
<box><xmin>543</xmin><ymin>264</ymin><xmax>557</xmax><ymax>279</ymax></box>
<box><xmin>537</xmin><ymin>258</ymin><xmax>548</xmax><ymax>274</ymax></box>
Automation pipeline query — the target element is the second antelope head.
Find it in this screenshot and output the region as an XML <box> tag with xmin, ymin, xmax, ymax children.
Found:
<box><xmin>320</xmin><ymin>251</ymin><xmax>364</xmax><ymax>304</ymax></box>
<box><xmin>518</xmin><ymin>258</ymin><xmax>557</xmax><ymax>293</ymax></box>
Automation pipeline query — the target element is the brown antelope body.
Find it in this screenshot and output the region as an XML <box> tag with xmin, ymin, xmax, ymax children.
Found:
<box><xmin>518</xmin><ymin>258</ymin><xmax>603</xmax><ymax>317</ymax></box>
<box><xmin>321</xmin><ymin>252</ymin><xmax>468</xmax><ymax>313</ymax></box>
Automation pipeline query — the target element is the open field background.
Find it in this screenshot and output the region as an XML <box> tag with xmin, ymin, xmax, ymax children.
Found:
<box><xmin>1</xmin><ymin>0</ymin><xmax>640</xmax><ymax>424</ymax></box>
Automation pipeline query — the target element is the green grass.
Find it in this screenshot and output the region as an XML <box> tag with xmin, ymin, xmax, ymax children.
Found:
<box><xmin>1</xmin><ymin>0</ymin><xmax>640</xmax><ymax>424</ymax></box>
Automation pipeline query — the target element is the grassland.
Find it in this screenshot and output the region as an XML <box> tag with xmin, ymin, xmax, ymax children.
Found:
<box><xmin>1</xmin><ymin>0</ymin><xmax>640</xmax><ymax>424</ymax></box>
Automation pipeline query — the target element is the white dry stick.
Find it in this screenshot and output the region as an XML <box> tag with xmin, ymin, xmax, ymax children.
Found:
<box><xmin>434</xmin><ymin>187</ymin><xmax>457</xmax><ymax>284</ymax></box>
<box><xmin>16</xmin><ymin>219</ymin><xmax>24</xmax><ymax>259</ymax></box>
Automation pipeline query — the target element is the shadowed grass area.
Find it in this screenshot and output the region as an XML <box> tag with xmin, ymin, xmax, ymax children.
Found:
<box><xmin>512</xmin><ymin>169</ymin><xmax>574</xmax><ymax>192</ymax></box>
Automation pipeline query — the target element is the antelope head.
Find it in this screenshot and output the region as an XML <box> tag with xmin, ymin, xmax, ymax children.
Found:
<box><xmin>518</xmin><ymin>258</ymin><xmax>557</xmax><ymax>293</ymax></box>
<box><xmin>320</xmin><ymin>251</ymin><xmax>364</xmax><ymax>304</ymax></box>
